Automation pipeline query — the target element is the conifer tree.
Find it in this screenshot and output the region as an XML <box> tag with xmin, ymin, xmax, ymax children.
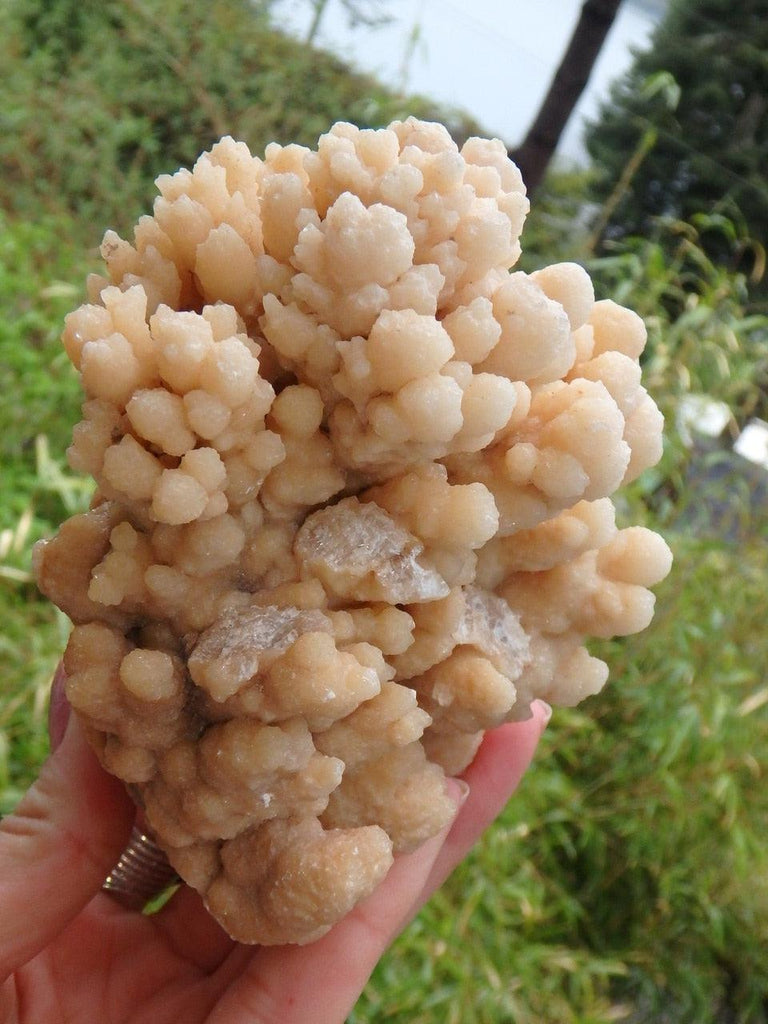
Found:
<box><xmin>585</xmin><ymin>0</ymin><xmax>768</xmax><ymax>268</ymax></box>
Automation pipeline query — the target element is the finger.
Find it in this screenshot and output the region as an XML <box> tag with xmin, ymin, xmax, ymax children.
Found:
<box><xmin>150</xmin><ymin>884</ymin><xmax>236</xmax><ymax>973</ymax></box>
<box><xmin>420</xmin><ymin>699</ymin><xmax>550</xmax><ymax>902</ymax></box>
<box><xmin>0</xmin><ymin>713</ymin><xmax>134</xmax><ymax>981</ymax></box>
<box><xmin>207</xmin><ymin>783</ymin><xmax>467</xmax><ymax>1024</ymax></box>
<box><xmin>206</xmin><ymin>707</ymin><xmax>548</xmax><ymax>1023</ymax></box>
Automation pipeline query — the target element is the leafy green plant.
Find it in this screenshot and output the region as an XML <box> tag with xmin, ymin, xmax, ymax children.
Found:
<box><xmin>0</xmin><ymin>212</ymin><xmax>95</xmax><ymax>810</ymax></box>
<box><xmin>583</xmin><ymin>216</ymin><xmax>768</xmax><ymax>540</ymax></box>
<box><xmin>584</xmin><ymin>0</ymin><xmax>768</xmax><ymax>289</ymax></box>
<box><xmin>0</xmin><ymin>211</ymin><xmax>94</xmax><ymax>530</ymax></box>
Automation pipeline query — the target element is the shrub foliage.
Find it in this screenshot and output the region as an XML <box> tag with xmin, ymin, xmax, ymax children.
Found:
<box><xmin>584</xmin><ymin>0</ymin><xmax>768</xmax><ymax>290</ymax></box>
<box><xmin>1</xmin><ymin>0</ymin><xmax>477</xmax><ymax>234</ymax></box>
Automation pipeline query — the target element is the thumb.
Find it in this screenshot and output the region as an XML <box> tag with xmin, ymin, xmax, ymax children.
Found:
<box><xmin>0</xmin><ymin>712</ymin><xmax>133</xmax><ymax>981</ymax></box>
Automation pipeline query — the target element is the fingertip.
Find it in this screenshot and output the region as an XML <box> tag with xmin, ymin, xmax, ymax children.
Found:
<box><xmin>532</xmin><ymin>698</ymin><xmax>553</xmax><ymax>731</ymax></box>
<box><xmin>56</xmin><ymin>713</ymin><xmax>135</xmax><ymax>841</ymax></box>
<box><xmin>445</xmin><ymin>777</ymin><xmax>471</xmax><ymax>809</ymax></box>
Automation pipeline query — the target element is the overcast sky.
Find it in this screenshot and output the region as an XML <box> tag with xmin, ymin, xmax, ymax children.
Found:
<box><xmin>278</xmin><ymin>0</ymin><xmax>664</xmax><ymax>162</ymax></box>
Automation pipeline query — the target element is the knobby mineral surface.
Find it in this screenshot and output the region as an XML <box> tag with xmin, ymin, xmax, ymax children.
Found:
<box><xmin>35</xmin><ymin>118</ymin><xmax>672</xmax><ymax>944</ymax></box>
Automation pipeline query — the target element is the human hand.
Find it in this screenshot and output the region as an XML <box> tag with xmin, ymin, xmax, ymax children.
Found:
<box><xmin>0</xmin><ymin>666</ymin><xmax>549</xmax><ymax>1024</ymax></box>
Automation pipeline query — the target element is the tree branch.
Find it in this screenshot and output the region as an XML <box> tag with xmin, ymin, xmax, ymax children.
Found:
<box><xmin>509</xmin><ymin>0</ymin><xmax>623</xmax><ymax>192</ymax></box>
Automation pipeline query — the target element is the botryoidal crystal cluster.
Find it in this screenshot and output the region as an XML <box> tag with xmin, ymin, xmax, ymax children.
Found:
<box><xmin>35</xmin><ymin>118</ymin><xmax>672</xmax><ymax>945</ymax></box>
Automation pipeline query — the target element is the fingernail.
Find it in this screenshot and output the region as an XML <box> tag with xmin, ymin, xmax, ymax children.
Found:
<box><xmin>48</xmin><ymin>662</ymin><xmax>71</xmax><ymax>752</ymax></box>
<box><xmin>447</xmin><ymin>778</ymin><xmax>471</xmax><ymax>808</ymax></box>
<box><xmin>533</xmin><ymin>699</ymin><xmax>553</xmax><ymax>726</ymax></box>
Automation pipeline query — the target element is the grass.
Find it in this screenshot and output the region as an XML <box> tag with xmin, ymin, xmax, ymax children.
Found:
<box><xmin>349</xmin><ymin>531</ymin><xmax>768</xmax><ymax>1023</ymax></box>
<box><xmin>0</xmin><ymin>212</ymin><xmax>95</xmax><ymax>812</ymax></box>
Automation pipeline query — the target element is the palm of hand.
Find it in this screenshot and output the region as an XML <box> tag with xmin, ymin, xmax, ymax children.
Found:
<box><xmin>10</xmin><ymin>846</ymin><xmax>438</xmax><ymax>1024</ymax></box>
<box><xmin>1</xmin><ymin>711</ymin><xmax>546</xmax><ymax>1024</ymax></box>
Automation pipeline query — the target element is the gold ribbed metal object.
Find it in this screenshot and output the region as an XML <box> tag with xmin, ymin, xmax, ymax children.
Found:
<box><xmin>102</xmin><ymin>825</ymin><xmax>179</xmax><ymax>910</ymax></box>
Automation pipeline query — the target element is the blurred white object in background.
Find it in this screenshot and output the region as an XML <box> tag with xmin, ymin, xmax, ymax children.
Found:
<box><xmin>734</xmin><ymin>420</ymin><xmax>768</xmax><ymax>470</ymax></box>
<box><xmin>676</xmin><ymin>393</ymin><xmax>732</xmax><ymax>448</ymax></box>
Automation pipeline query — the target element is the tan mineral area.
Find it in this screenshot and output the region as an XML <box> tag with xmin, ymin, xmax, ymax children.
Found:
<box><xmin>35</xmin><ymin>118</ymin><xmax>672</xmax><ymax>945</ymax></box>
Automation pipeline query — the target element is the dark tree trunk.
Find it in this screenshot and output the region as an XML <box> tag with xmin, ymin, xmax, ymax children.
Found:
<box><xmin>509</xmin><ymin>0</ymin><xmax>623</xmax><ymax>192</ymax></box>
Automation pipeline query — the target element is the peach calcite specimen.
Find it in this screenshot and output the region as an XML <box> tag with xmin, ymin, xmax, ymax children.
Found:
<box><xmin>35</xmin><ymin>118</ymin><xmax>672</xmax><ymax>945</ymax></box>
